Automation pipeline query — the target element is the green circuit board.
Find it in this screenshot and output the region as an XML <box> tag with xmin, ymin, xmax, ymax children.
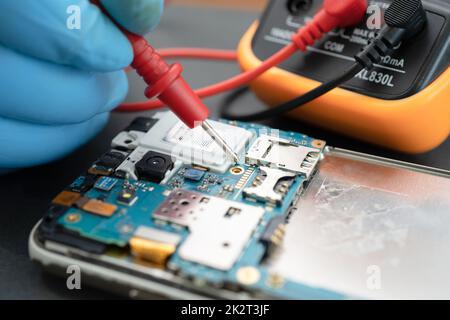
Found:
<box><xmin>39</xmin><ymin>111</ymin><xmax>344</xmax><ymax>299</ymax></box>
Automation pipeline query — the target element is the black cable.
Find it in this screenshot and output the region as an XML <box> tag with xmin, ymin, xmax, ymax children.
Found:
<box><xmin>221</xmin><ymin>63</ymin><xmax>363</xmax><ymax>122</ymax></box>
<box><xmin>218</xmin><ymin>86</ymin><xmax>250</xmax><ymax>118</ymax></box>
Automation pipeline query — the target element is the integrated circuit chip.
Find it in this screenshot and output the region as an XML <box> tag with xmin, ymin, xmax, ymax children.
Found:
<box><xmin>94</xmin><ymin>177</ymin><xmax>118</xmax><ymax>192</ymax></box>
<box><xmin>69</xmin><ymin>175</ymin><xmax>97</xmax><ymax>193</ymax></box>
<box><xmin>184</xmin><ymin>168</ymin><xmax>205</xmax><ymax>182</ymax></box>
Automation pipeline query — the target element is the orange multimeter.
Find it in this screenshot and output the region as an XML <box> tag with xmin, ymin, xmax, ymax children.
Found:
<box><xmin>237</xmin><ymin>0</ymin><xmax>450</xmax><ymax>153</ymax></box>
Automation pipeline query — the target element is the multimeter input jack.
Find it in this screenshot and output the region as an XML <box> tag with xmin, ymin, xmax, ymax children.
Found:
<box><xmin>287</xmin><ymin>0</ymin><xmax>313</xmax><ymax>15</ymax></box>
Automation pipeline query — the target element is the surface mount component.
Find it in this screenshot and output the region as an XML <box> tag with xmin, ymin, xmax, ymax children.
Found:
<box><xmin>117</xmin><ymin>187</ymin><xmax>138</xmax><ymax>206</ymax></box>
<box><xmin>88</xmin><ymin>150</ymin><xmax>128</xmax><ymax>176</ymax></box>
<box><xmin>243</xmin><ymin>167</ymin><xmax>296</xmax><ymax>205</ymax></box>
<box><xmin>129</xmin><ymin>226</ymin><xmax>181</xmax><ymax>266</ymax></box>
<box><xmin>81</xmin><ymin>199</ymin><xmax>117</xmax><ymax>217</ymax></box>
<box><xmin>94</xmin><ymin>177</ymin><xmax>118</xmax><ymax>192</ymax></box>
<box><xmin>69</xmin><ymin>174</ymin><xmax>98</xmax><ymax>193</ymax></box>
<box><xmin>52</xmin><ymin>191</ymin><xmax>82</xmax><ymax>207</ymax></box>
<box><xmin>260</xmin><ymin>215</ymin><xmax>286</xmax><ymax>259</ymax></box>
<box><xmin>183</xmin><ymin>168</ymin><xmax>206</xmax><ymax>182</ymax></box>
<box><xmin>153</xmin><ymin>189</ymin><xmax>265</xmax><ymax>270</ymax></box>
<box><xmin>246</xmin><ymin>135</ymin><xmax>320</xmax><ymax>178</ymax></box>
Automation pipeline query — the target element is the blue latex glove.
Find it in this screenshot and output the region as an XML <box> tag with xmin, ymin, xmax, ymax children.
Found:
<box><xmin>0</xmin><ymin>0</ymin><xmax>163</xmax><ymax>172</ymax></box>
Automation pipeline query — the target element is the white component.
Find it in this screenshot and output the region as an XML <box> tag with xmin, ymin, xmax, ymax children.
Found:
<box><xmin>156</xmin><ymin>189</ymin><xmax>264</xmax><ymax>271</ymax></box>
<box><xmin>112</xmin><ymin>131</ymin><xmax>146</xmax><ymax>150</ymax></box>
<box><xmin>160</xmin><ymin>161</ymin><xmax>183</xmax><ymax>185</ymax></box>
<box><xmin>115</xmin><ymin>147</ymin><xmax>149</xmax><ymax>180</ymax></box>
<box><xmin>139</xmin><ymin>112</ymin><xmax>253</xmax><ymax>173</ymax></box>
<box><xmin>245</xmin><ymin>135</ymin><xmax>320</xmax><ymax>178</ymax></box>
<box><xmin>134</xmin><ymin>226</ymin><xmax>181</xmax><ymax>246</ymax></box>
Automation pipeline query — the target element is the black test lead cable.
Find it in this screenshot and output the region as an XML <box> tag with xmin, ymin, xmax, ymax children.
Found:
<box><xmin>221</xmin><ymin>0</ymin><xmax>428</xmax><ymax>122</ymax></box>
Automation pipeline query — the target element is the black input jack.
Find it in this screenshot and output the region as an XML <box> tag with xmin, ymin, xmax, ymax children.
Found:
<box><xmin>287</xmin><ymin>0</ymin><xmax>313</xmax><ymax>15</ymax></box>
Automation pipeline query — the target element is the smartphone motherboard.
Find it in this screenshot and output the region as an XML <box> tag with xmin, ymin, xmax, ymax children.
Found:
<box><xmin>32</xmin><ymin>111</ymin><xmax>450</xmax><ymax>299</ymax></box>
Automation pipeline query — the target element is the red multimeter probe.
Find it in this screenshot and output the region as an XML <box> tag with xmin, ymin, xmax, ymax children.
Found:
<box><xmin>93</xmin><ymin>0</ymin><xmax>239</xmax><ymax>161</ymax></box>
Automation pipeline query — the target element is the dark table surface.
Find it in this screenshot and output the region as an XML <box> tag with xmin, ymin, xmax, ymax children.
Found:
<box><xmin>0</xmin><ymin>6</ymin><xmax>448</xmax><ymax>299</ymax></box>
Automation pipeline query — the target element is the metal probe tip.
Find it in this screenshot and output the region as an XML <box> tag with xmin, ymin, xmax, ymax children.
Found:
<box><xmin>201</xmin><ymin>121</ymin><xmax>239</xmax><ymax>163</ymax></box>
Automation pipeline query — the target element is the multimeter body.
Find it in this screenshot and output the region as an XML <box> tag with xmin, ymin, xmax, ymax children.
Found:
<box><xmin>238</xmin><ymin>0</ymin><xmax>450</xmax><ymax>153</ymax></box>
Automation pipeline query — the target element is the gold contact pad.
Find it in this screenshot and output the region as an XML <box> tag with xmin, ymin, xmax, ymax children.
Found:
<box><xmin>82</xmin><ymin>199</ymin><xmax>117</xmax><ymax>217</ymax></box>
<box><xmin>129</xmin><ymin>237</ymin><xmax>176</xmax><ymax>266</ymax></box>
<box><xmin>88</xmin><ymin>167</ymin><xmax>112</xmax><ymax>176</ymax></box>
<box><xmin>52</xmin><ymin>191</ymin><xmax>81</xmax><ymax>207</ymax></box>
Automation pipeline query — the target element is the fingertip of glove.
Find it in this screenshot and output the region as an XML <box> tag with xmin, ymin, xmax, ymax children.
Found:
<box><xmin>100</xmin><ymin>0</ymin><xmax>164</xmax><ymax>35</ymax></box>
<box><xmin>72</xmin><ymin>8</ymin><xmax>134</xmax><ymax>71</ymax></box>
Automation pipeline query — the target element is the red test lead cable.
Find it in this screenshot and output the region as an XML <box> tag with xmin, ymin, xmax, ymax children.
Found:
<box><xmin>158</xmin><ymin>48</ymin><xmax>237</xmax><ymax>61</ymax></box>
<box><xmin>118</xmin><ymin>0</ymin><xmax>368</xmax><ymax>112</ymax></box>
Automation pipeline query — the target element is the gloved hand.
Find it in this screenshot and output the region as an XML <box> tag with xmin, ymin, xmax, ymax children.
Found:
<box><xmin>0</xmin><ymin>0</ymin><xmax>163</xmax><ymax>173</ymax></box>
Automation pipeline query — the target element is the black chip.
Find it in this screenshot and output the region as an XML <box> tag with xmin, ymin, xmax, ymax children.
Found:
<box><xmin>94</xmin><ymin>150</ymin><xmax>126</xmax><ymax>170</ymax></box>
<box><xmin>260</xmin><ymin>216</ymin><xmax>287</xmax><ymax>259</ymax></box>
<box><xmin>135</xmin><ymin>151</ymin><xmax>174</xmax><ymax>183</ymax></box>
<box><xmin>124</xmin><ymin>117</ymin><xmax>158</xmax><ymax>133</ymax></box>
<box><xmin>68</xmin><ymin>174</ymin><xmax>97</xmax><ymax>193</ymax></box>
